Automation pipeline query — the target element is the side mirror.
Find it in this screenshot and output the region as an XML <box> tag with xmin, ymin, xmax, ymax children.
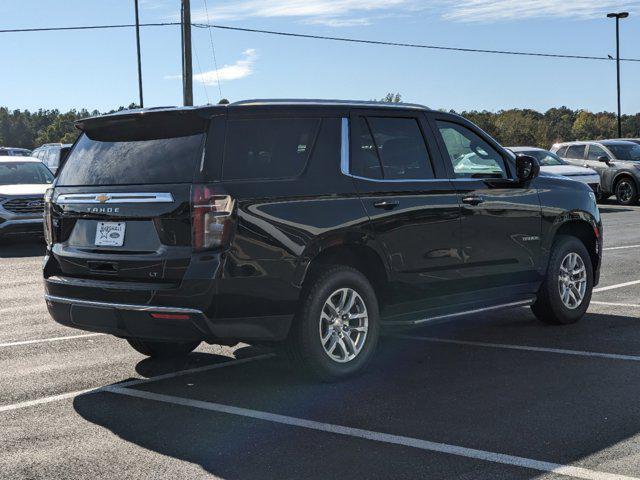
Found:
<box><xmin>515</xmin><ymin>155</ymin><xmax>540</xmax><ymax>182</ymax></box>
<box><xmin>597</xmin><ymin>155</ymin><xmax>610</xmax><ymax>164</ymax></box>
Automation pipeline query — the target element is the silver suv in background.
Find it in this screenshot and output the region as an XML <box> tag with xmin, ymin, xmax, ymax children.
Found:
<box><xmin>0</xmin><ymin>147</ymin><xmax>32</xmax><ymax>157</ymax></box>
<box><xmin>0</xmin><ymin>157</ymin><xmax>53</xmax><ymax>239</ymax></box>
<box><xmin>551</xmin><ymin>140</ymin><xmax>640</xmax><ymax>205</ymax></box>
<box><xmin>31</xmin><ymin>143</ymin><xmax>72</xmax><ymax>175</ymax></box>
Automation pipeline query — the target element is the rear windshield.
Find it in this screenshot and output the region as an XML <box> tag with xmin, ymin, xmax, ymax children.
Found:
<box><xmin>57</xmin><ymin>122</ymin><xmax>205</xmax><ymax>186</ymax></box>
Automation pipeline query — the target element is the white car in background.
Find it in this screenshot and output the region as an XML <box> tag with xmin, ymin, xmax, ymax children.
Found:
<box><xmin>509</xmin><ymin>147</ymin><xmax>601</xmax><ymax>196</ymax></box>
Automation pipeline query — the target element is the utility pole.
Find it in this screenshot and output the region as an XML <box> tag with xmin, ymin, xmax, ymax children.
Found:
<box><xmin>181</xmin><ymin>0</ymin><xmax>193</xmax><ymax>106</ymax></box>
<box><xmin>607</xmin><ymin>12</ymin><xmax>629</xmax><ymax>138</ymax></box>
<box><xmin>134</xmin><ymin>0</ymin><xmax>144</xmax><ymax>108</ymax></box>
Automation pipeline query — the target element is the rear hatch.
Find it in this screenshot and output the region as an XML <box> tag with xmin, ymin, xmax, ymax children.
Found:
<box><xmin>46</xmin><ymin>110</ymin><xmax>208</xmax><ymax>285</ymax></box>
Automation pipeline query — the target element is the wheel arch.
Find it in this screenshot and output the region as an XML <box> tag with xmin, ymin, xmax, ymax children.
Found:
<box><xmin>613</xmin><ymin>171</ymin><xmax>638</xmax><ymax>191</ymax></box>
<box><xmin>550</xmin><ymin>217</ymin><xmax>600</xmax><ymax>276</ymax></box>
<box><xmin>295</xmin><ymin>241</ymin><xmax>390</xmax><ymax>305</ymax></box>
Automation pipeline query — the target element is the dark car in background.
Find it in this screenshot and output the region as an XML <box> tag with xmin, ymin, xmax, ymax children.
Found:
<box><xmin>551</xmin><ymin>140</ymin><xmax>640</xmax><ymax>205</ymax></box>
<box><xmin>0</xmin><ymin>157</ymin><xmax>53</xmax><ymax>239</ymax></box>
<box><xmin>43</xmin><ymin>100</ymin><xmax>602</xmax><ymax>381</ymax></box>
<box><xmin>31</xmin><ymin>143</ymin><xmax>72</xmax><ymax>175</ymax></box>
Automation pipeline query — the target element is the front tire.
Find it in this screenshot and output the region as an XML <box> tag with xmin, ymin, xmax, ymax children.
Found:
<box><xmin>127</xmin><ymin>338</ymin><xmax>201</xmax><ymax>358</ymax></box>
<box><xmin>531</xmin><ymin>235</ymin><xmax>593</xmax><ymax>325</ymax></box>
<box><xmin>285</xmin><ymin>265</ymin><xmax>380</xmax><ymax>382</ymax></box>
<box><xmin>615</xmin><ymin>177</ymin><xmax>638</xmax><ymax>205</ymax></box>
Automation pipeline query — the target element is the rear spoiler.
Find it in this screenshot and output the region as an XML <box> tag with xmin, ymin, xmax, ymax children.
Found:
<box><xmin>75</xmin><ymin>105</ymin><xmax>225</xmax><ymax>132</ymax></box>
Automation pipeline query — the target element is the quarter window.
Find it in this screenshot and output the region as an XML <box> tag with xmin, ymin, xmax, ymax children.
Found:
<box><xmin>436</xmin><ymin>121</ymin><xmax>507</xmax><ymax>179</ymax></box>
<box><xmin>223</xmin><ymin>118</ymin><xmax>320</xmax><ymax>180</ymax></box>
<box><xmin>350</xmin><ymin>116</ymin><xmax>434</xmax><ymax>180</ymax></box>
<box><xmin>565</xmin><ymin>145</ymin><xmax>585</xmax><ymax>159</ymax></box>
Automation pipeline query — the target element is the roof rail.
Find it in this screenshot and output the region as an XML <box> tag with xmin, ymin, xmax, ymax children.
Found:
<box><xmin>230</xmin><ymin>98</ymin><xmax>430</xmax><ymax>110</ymax></box>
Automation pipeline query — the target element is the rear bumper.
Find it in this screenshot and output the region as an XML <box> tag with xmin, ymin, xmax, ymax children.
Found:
<box><xmin>45</xmin><ymin>294</ymin><xmax>293</xmax><ymax>343</ymax></box>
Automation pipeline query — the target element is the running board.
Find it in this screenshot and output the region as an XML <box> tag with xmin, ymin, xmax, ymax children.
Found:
<box><xmin>381</xmin><ymin>299</ymin><xmax>534</xmax><ymax>327</ymax></box>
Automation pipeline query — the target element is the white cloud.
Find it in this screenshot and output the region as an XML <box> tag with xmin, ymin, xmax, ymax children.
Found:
<box><xmin>166</xmin><ymin>49</ymin><xmax>257</xmax><ymax>85</ymax></box>
<box><xmin>189</xmin><ymin>0</ymin><xmax>416</xmax><ymax>27</ymax></box>
<box><xmin>439</xmin><ymin>0</ymin><xmax>640</xmax><ymax>23</ymax></box>
<box><xmin>194</xmin><ymin>48</ymin><xmax>257</xmax><ymax>85</ymax></box>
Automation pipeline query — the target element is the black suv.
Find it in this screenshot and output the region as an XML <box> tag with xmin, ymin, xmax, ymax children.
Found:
<box><xmin>44</xmin><ymin>100</ymin><xmax>602</xmax><ymax>381</ymax></box>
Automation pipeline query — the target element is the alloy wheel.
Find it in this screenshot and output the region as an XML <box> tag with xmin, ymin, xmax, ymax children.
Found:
<box><xmin>557</xmin><ymin>252</ymin><xmax>587</xmax><ymax>310</ymax></box>
<box><xmin>617</xmin><ymin>180</ymin><xmax>634</xmax><ymax>204</ymax></box>
<box><xmin>318</xmin><ymin>287</ymin><xmax>369</xmax><ymax>363</ymax></box>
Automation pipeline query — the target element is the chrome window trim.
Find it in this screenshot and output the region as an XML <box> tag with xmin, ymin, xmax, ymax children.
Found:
<box><xmin>44</xmin><ymin>294</ymin><xmax>203</xmax><ymax>315</ymax></box>
<box><xmin>55</xmin><ymin>192</ymin><xmax>174</xmax><ymax>205</ymax></box>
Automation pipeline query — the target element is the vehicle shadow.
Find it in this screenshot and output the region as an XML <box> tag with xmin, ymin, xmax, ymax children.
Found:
<box><xmin>131</xmin><ymin>345</ymin><xmax>268</xmax><ymax>379</ymax></box>
<box><xmin>598</xmin><ymin>207</ymin><xmax>635</xmax><ymax>214</ymax></box>
<box><xmin>0</xmin><ymin>237</ymin><xmax>45</xmax><ymax>258</ymax></box>
<box><xmin>74</xmin><ymin>311</ymin><xmax>640</xmax><ymax>479</ymax></box>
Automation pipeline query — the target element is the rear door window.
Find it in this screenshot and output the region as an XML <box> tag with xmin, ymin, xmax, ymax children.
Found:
<box><xmin>57</xmin><ymin>131</ymin><xmax>204</xmax><ymax>186</ymax></box>
<box><xmin>350</xmin><ymin>116</ymin><xmax>434</xmax><ymax>180</ymax></box>
<box><xmin>565</xmin><ymin>145</ymin><xmax>585</xmax><ymax>160</ymax></box>
<box><xmin>222</xmin><ymin>117</ymin><xmax>320</xmax><ymax>180</ymax></box>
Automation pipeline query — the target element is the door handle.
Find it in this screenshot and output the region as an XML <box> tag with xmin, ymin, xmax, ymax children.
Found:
<box><xmin>462</xmin><ymin>195</ymin><xmax>484</xmax><ymax>206</ymax></box>
<box><xmin>373</xmin><ymin>200</ymin><xmax>400</xmax><ymax>210</ymax></box>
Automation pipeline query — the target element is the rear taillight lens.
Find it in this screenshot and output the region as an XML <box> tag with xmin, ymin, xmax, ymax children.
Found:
<box><xmin>43</xmin><ymin>188</ymin><xmax>54</xmax><ymax>246</ymax></box>
<box><xmin>191</xmin><ymin>184</ymin><xmax>235</xmax><ymax>252</ymax></box>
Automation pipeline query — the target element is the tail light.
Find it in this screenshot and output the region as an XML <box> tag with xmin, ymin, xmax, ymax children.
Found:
<box><xmin>43</xmin><ymin>188</ymin><xmax>54</xmax><ymax>246</ymax></box>
<box><xmin>191</xmin><ymin>184</ymin><xmax>235</xmax><ymax>252</ymax></box>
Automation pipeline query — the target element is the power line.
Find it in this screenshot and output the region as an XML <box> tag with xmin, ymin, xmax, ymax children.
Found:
<box><xmin>0</xmin><ymin>22</ymin><xmax>180</xmax><ymax>33</ymax></box>
<box><xmin>1</xmin><ymin>22</ymin><xmax>639</xmax><ymax>63</ymax></box>
<box><xmin>201</xmin><ymin>0</ymin><xmax>223</xmax><ymax>100</ymax></box>
<box><xmin>193</xmin><ymin>23</ymin><xmax>640</xmax><ymax>63</ymax></box>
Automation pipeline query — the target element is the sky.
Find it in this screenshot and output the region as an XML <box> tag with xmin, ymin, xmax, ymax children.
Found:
<box><xmin>1</xmin><ymin>0</ymin><xmax>640</xmax><ymax>113</ymax></box>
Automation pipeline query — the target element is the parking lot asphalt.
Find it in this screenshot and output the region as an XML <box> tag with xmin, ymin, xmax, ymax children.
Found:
<box><xmin>3</xmin><ymin>202</ymin><xmax>640</xmax><ymax>479</ymax></box>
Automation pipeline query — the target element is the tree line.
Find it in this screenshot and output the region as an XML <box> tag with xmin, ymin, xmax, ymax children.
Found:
<box><xmin>0</xmin><ymin>104</ymin><xmax>137</xmax><ymax>149</ymax></box>
<box><xmin>2</xmin><ymin>100</ymin><xmax>640</xmax><ymax>151</ymax></box>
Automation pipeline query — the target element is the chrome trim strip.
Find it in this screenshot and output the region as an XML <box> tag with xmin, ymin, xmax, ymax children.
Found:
<box><xmin>382</xmin><ymin>300</ymin><xmax>534</xmax><ymax>326</ymax></box>
<box><xmin>340</xmin><ymin>117</ymin><xmax>350</xmax><ymax>175</ymax></box>
<box><xmin>55</xmin><ymin>192</ymin><xmax>174</xmax><ymax>205</ymax></box>
<box><xmin>44</xmin><ymin>294</ymin><xmax>203</xmax><ymax>315</ymax></box>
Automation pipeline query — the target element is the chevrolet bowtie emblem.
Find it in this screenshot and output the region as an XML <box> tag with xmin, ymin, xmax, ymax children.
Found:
<box><xmin>96</xmin><ymin>194</ymin><xmax>111</xmax><ymax>204</ymax></box>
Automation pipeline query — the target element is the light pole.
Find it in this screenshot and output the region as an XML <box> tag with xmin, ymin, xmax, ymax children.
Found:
<box><xmin>607</xmin><ymin>12</ymin><xmax>629</xmax><ymax>138</ymax></box>
<box><xmin>134</xmin><ymin>0</ymin><xmax>144</xmax><ymax>108</ymax></box>
<box><xmin>181</xmin><ymin>0</ymin><xmax>193</xmax><ymax>106</ymax></box>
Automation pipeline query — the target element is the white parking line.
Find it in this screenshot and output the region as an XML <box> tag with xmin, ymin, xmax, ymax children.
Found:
<box><xmin>0</xmin><ymin>353</ymin><xmax>274</xmax><ymax>414</ymax></box>
<box><xmin>594</xmin><ymin>280</ymin><xmax>640</xmax><ymax>293</ymax></box>
<box><xmin>104</xmin><ymin>386</ymin><xmax>639</xmax><ymax>480</ymax></box>
<box><xmin>0</xmin><ymin>333</ymin><xmax>104</xmax><ymax>348</ymax></box>
<box><xmin>603</xmin><ymin>244</ymin><xmax>640</xmax><ymax>251</ymax></box>
<box><xmin>393</xmin><ymin>335</ymin><xmax>640</xmax><ymax>363</ymax></box>
<box><xmin>591</xmin><ymin>301</ymin><xmax>640</xmax><ymax>308</ymax></box>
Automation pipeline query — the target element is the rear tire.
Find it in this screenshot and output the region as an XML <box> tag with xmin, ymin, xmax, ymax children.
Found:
<box><xmin>127</xmin><ymin>338</ymin><xmax>200</xmax><ymax>358</ymax></box>
<box><xmin>285</xmin><ymin>265</ymin><xmax>380</xmax><ymax>382</ymax></box>
<box><xmin>531</xmin><ymin>235</ymin><xmax>593</xmax><ymax>325</ymax></box>
<box><xmin>615</xmin><ymin>177</ymin><xmax>638</xmax><ymax>205</ymax></box>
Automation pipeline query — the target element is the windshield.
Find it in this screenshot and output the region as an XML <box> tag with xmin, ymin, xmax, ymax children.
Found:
<box><xmin>606</xmin><ymin>143</ymin><xmax>640</xmax><ymax>161</ymax></box>
<box><xmin>0</xmin><ymin>162</ymin><xmax>54</xmax><ymax>185</ymax></box>
<box><xmin>520</xmin><ymin>150</ymin><xmax>565</xmax><ymax>166</ymax></box>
